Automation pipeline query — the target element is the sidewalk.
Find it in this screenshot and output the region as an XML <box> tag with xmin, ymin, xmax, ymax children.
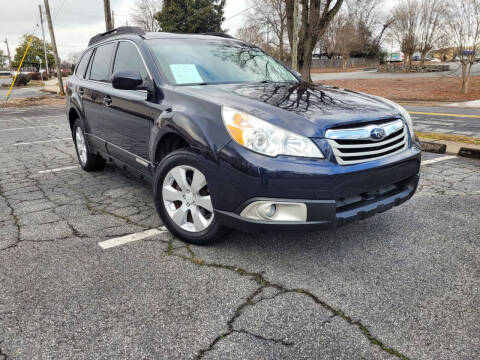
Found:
<box><xmin>43</xmin><ymin>78</ymin><xmax>66</xmax><ymax>94</ymax></box>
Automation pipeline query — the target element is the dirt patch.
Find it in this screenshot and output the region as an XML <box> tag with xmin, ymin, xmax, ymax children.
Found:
<box><xmin>319</xmin><ymin>76</ymin><xmax>480</xmax><ymax>102</ymax></box>
<box><xmin>2</xmin><ymin>95</ymin><xmax>66</xmax><ymax>108</ymax></box>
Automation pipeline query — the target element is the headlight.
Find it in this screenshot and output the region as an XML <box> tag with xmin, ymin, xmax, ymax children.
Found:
<box><xmin>221</xmin><ymin>106</ymin><xmax>324</xmax><ymax>158</ymax></box>
<box><xmin>398</xmin><ymin>105</ymin><xmax>415</xmax><ymax>141</ymax></box>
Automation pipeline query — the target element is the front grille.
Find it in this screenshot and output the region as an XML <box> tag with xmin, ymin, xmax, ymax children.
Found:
<box><xmin>325</xmin><ymin>119</ymin><xmax>408</xmax><ymax>165</ymax></box>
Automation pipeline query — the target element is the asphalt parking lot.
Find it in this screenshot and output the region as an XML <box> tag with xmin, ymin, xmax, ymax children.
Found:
<box><xmin>0</xmin><ymin>106</ymin><xmax>479</xmax><ymax>360</ymax></box>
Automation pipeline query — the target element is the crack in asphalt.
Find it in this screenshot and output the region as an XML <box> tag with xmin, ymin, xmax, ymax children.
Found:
<box><xmin>0</xmin><ymin>182</ymin><xmax>20</xmax><ymax>250</ymax></box>
<box><xmin>167</xmin><ymin>243</ymin><xmax>411</xmax><ymax>360</ymax></box>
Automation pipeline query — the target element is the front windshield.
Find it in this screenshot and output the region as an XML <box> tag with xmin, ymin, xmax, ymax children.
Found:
<box><xmin>147</xmin><ymin>38</ymin><xmax>298</xmax><ymax>85</ymax></box>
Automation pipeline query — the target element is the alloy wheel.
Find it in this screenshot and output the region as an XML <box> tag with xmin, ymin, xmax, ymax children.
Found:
<box><xmin>162</xmin><ymin>165</ymin><xmax>214</xmax><ymax>232</ymax></box>
<box><xmin>75</xmin><ymin>127</ymin><xmax>87</xmax><ymax>165</ymax></box>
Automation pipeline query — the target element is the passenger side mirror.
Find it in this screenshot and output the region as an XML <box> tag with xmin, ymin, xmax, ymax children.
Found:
<box><xmin>111</xmin><ymin>70</ymin><xmax>143</xmax><ymax>90</ymax></box>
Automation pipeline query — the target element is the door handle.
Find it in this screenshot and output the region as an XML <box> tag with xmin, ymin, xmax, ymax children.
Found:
<box><xmin>103</xmin><ymin>96</ymin><xmax>112</xmax><ymax>107</ymax></box>
<box><xmin>78</xmin><ymin>87</ymin><xmax>84</xmax><ymax>96</ymax></box>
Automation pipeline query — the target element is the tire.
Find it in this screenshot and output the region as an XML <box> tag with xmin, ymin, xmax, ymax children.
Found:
<box><xmin>72</xmin><ymin>119</ymin><xmax>106</xmax><ymax>172</ymax></box>
<box><xmin>153</xmin><ymin>149</ymin><xmax>229</xmax><ymax>245</ymax></box>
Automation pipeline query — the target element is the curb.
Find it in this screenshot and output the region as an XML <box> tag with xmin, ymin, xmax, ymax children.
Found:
<box><xmin>419</xmin><ymin>139</ymin><xmax>480</xmax><ymax>159</ymax></box>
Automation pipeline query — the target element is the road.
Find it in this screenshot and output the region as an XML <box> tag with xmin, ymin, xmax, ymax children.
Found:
<box><xmin>0</xmin><ymin>106</ymin><xmax>479</xmax><ymax>359</ymax></box>
<box><xmin>312</xmin><ymin>62</ymin><xmax>480</xmax><ymax>81</ymax></box>
<box><xmin>0</xmin><ymin>86</ymin><xmax>44</xmax><ymax>100</ymax></box>
<box><xmin>404</xmin><ymin>105</ymin><xmax>480</xmax><ymax>137</ymax></box>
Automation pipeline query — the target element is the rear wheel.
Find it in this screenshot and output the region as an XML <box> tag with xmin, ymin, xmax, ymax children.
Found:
<box><xmin>153</xmin><ymin>150</ymin><xmax>229</xmax><ymax>245</ymax></box>
<box><xmin>73</xmin><ymin>119</ymin><xmax>106</xmax><ymax>172</ymax></box>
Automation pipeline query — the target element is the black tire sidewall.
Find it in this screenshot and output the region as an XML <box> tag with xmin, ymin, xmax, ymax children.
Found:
<box><xmin>153</xmin><ymin>149</ymin><xmax>226</xmax><ymax>245</ymax></box>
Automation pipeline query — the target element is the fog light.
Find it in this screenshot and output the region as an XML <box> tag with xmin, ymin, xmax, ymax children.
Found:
<box><xmin>240</xmin><ymin>201</ymin><xmax>307</xmax><ymax>222</ymax></box>
<box><xmin>263</xmin><ymin>204</ymin><xmax>276</xmax><ymax>218</ymax></box>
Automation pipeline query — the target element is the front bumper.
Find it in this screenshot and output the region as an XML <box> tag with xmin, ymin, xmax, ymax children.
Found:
<box><xmin>203</xmin><ymin>140</ymin><xmax>421</xmax><ymax>232</ymax></box>
<box><xmin>214</xmin><ymin>173</ymin><xmax>419</xmax><ymax>232</ymax></box>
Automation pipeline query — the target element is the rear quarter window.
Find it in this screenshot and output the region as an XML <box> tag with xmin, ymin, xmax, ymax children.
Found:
<box><xmin>75</xmin><ymin>50</ymin><xmax>93</xmax><ymax>79</ymax></box>
<box><xmin>89</xmin><ymin>43</ymin><xmax>115</xmax><ymax>82</ymax></box>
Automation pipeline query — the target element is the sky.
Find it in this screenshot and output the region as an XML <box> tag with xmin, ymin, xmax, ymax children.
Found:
<box><xmin>0</xmin><ymin>0</ymin><xmax>394</xmax><ymax>63</ymax></box>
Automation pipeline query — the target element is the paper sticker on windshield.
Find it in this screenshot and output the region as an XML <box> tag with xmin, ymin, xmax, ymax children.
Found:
<box><xmin>169</xmin><ymin>64</ymin><xmax>203</xmax><ymax>84</ymax></box>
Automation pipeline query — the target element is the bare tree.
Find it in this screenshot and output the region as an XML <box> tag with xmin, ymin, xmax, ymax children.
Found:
<box><xmin>130</xmin><ymin>0</ymin><xmax>162</xmax><ymax>32</ymax></box>
<box><xmin>445</xmin><ymin>0</ymin><xmax>480</xmax><ymax>93</ymax></box>
<box><xmin>418</xmin><ymin>0</ymin><xmax>447</xmax><ymax>64</ymax></box>
<box><xmin>236</xmin><ymin>24</ymin><xmax>265</xmax><ymax>49</ymax></box>
<box><xmin>286</xmin><ymin>0</ymin><xmax>344</xmax><ymax>81</ymax></box>
<box><xmin>336</xmin><ymin>19</ymin><xmax>363</xmax><ymax>68</ymax></box>
<box><xmin>390</xmin><ymin>0</ymin><xmax>420</xmax><ymax>67</ymax></box>
<box><xmin>247</xmin><ymin>0</ymin><xmax>288</xmax><ymax>61</ymax></box>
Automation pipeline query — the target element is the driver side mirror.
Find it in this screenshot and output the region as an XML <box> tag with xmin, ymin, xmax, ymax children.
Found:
<box><xmin>111</xmin><ymin>70</ymin><xmax>143</xmax><ymax>90</ymax></box>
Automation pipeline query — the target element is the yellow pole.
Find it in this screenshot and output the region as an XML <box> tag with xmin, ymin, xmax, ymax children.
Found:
<box><xmin>5</xmin><ymin>35</ymin><xmax>34</xmax><ymax>103</ymax></box>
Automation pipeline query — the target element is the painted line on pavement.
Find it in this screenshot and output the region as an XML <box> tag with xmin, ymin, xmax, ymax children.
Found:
<box><xmin>421</xmin><ymin>155</ymin><xmax>457</xmax><ymax>166</ymax></box>
<box><xmin>98</xmin><ymin>227</ymin><xmax>169</xmax><ymax>249</ymax></box>
<box><xmin>409</xmin><ymin>111</ymin><xmax>480</xmax><ymax>119</ymax></box>
<box><xmin>6</xmin><ymin>138</ymin><xmax>71</xmax><ymax>146</ymax></box>
<box><xmin>39</xmin><ymin>165</ymin><xmax>80</xmax><ymax>174</ymax></box>
<box><xmin>0</xmin><ymin>125</ymin><xmax>59</xmax><ymax>132</ymax></box>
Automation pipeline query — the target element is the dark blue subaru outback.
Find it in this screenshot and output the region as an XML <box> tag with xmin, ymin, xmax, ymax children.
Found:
<box><xmin>66</xmin><ymin>27</ymin><xmax>421</xmax><ymax>244</ymax></box>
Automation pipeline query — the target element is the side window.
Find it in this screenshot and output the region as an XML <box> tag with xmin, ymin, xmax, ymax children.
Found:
<box><xmin>89</xmin><ymin>43</ymin><xmax>115</xmax><ymax>82</ymax></box>
<box><xmin>75</xmin><ymin>50</ymin><xmax>92</xmax><ymax>79</ymax></box>
<box><xmin>113</xmin><ymin>42</ymin><xmax>149</xmax><ymax>81</ymax></box>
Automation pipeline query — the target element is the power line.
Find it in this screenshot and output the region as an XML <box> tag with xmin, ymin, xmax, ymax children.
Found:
<box><xmin>224</xmin><ymin>5</ymin><xmax>255</xmax><ymax>22</ymax></box>
<box><xmin>53</xmin><ymin>0</ymin><xmax>67</xmax><ymax>21</ymax></box>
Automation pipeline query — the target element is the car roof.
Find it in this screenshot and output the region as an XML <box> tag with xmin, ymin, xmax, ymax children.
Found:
<box><xmin>87</xmin><ymin>26</ymin><xmax>243</xmax><ymax>49</ymax></box>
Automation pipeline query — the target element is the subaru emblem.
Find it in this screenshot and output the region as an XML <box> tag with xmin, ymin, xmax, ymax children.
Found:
<box><xmin>370</xmin><ymin>127</ymin><xmax>386</xmax><ymax>141</ymax></box>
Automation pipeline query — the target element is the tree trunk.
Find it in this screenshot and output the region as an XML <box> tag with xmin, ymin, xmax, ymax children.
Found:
<box><xmin>342</xmin><ymin>56</ymin><xmax>348</xmax><ymax>70</ymax></box>
<box><xmin>461</xmin><ymin>62</ymin><xmax>472</xmax><ymax>94</ymax></box>
<box><xmin>420</xmin><ymin>52</ymin><xmax>426</xmax><ymax>66</ymax></box>
<box><xmin>279</xmin><ymin>28</ymin><xmax>284</xmax><ymax>62</ymax></box>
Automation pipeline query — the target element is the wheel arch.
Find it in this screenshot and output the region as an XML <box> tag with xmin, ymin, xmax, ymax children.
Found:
<box><xmin>150</xmin><ymin>111</ymin><xmax>220</xmax><ymax>167</ymax></box>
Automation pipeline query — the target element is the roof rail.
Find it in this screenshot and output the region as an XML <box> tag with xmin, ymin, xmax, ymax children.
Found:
<box><xmin>200</xmin><ymin>32</ymin><xmax>235</xmax><ymax>39</ymax></box>
<box><xmin>88</xmin><ymin>26</ymin><xmax>145</xmax><ymax>46</ymax></box>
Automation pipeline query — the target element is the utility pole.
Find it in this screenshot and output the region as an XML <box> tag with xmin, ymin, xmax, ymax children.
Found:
<box><xmin>104</xmin><ymin>0</ymin><xmax>114</xmax><ymax>31</ymax></box>
<box><xmin>4</xmin><ymin>38</ymin><xmax>12</xmax><ymax>70</ymax></box>
<box><xmin>292</xmin><ymin>0</ymin><xmax>299</xmax><ymax>71</ymax></box>
<box><xmin>43</xmin><ymin>0</ymin><xmax>64</xmax><ymax>95</ymax></box>
<box><xmin>38</xmin><ymin>4</ymin><xmax>50</xmax><ymax>77</ymax></box>
<box><xmin>112</xmin><ymin>10</ymin><xmax>115</xmax><ymax>29</ymax></box>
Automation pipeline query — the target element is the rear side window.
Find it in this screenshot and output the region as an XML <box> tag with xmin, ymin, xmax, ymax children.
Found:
<box><xmin>89</xmin><ymin>43</ymin><xmax>115</xmax><ymax>82</ymax></box>
<box><xmin>113</xmin><ymin>42</ymin><xmax>149</xmax><ymax>81</ymax></box>
<box><xmin>75</xmin><ymin>50</ymin><xmax>92</xmax><ymax>79</ymax></box>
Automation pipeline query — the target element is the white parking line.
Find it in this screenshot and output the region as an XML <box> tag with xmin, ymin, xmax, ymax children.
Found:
<box><xmin>38</xmin><ymin>165</ymin><xmax>80</xmax><ymax>174</ymax></box>
<box><xmin>0</xmin><ymin>125</ymin><xmax>59</xmax><ymax>132</ymax></box>
<box><xmin>421</xmin><ymin>155</ymin><xmax>457</xmax><ymax>166</ymax></box>
<box><xmin>98</xmin><ymin>227</ymin><xmax>169</xmax><ymax>249</ymax></box>
<box><xmin>7</xmin><ymin>138</ymin><xmax>71</xmax><ymax>146</ymax></box>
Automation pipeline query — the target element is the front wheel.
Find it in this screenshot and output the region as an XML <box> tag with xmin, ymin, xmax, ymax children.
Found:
<box><xmin>153</xmin><ymin>150</ymin><xmax>229</xmax><ymax>245</ymax></box>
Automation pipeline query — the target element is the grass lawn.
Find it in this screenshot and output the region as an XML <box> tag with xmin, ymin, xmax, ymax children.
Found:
<box><xmin>319</xmin><ymin>76</ymin><xmax>480</xmax><ymax>102</ymax></box>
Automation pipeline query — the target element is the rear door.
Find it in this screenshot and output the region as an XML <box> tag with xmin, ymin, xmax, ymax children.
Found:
<box><xmin>72</xmin><ymin>49</ymin><xmax>93</xmax><ymax>118</ymax></box>
<box><xmin>83</xmin><ymin>42</ymin><xmax>116</xmax><ymax>149</ymax></box>
<box><xmin>102</xmin><ymin>40</ymin><xmax>157</xmax><ymax>172</ymax></box>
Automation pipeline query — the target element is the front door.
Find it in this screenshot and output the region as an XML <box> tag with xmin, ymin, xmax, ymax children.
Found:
<box><xmin>102</xmin><ymin>41</ymin><xmax>158</xmax><ymax>172</ymax></box>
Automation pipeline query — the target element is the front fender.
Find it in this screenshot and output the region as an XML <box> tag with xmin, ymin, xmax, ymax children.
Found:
<box><xmin>149</xmin><ymin>109</ymin><xmax>230</xmax><ymax>165</ymax></box>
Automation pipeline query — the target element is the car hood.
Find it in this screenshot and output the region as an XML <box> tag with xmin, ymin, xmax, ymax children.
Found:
<box><xmin>178</xmin><ymin>82</ymin><xmax>403</xmax><ymax>138</ymax></box>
